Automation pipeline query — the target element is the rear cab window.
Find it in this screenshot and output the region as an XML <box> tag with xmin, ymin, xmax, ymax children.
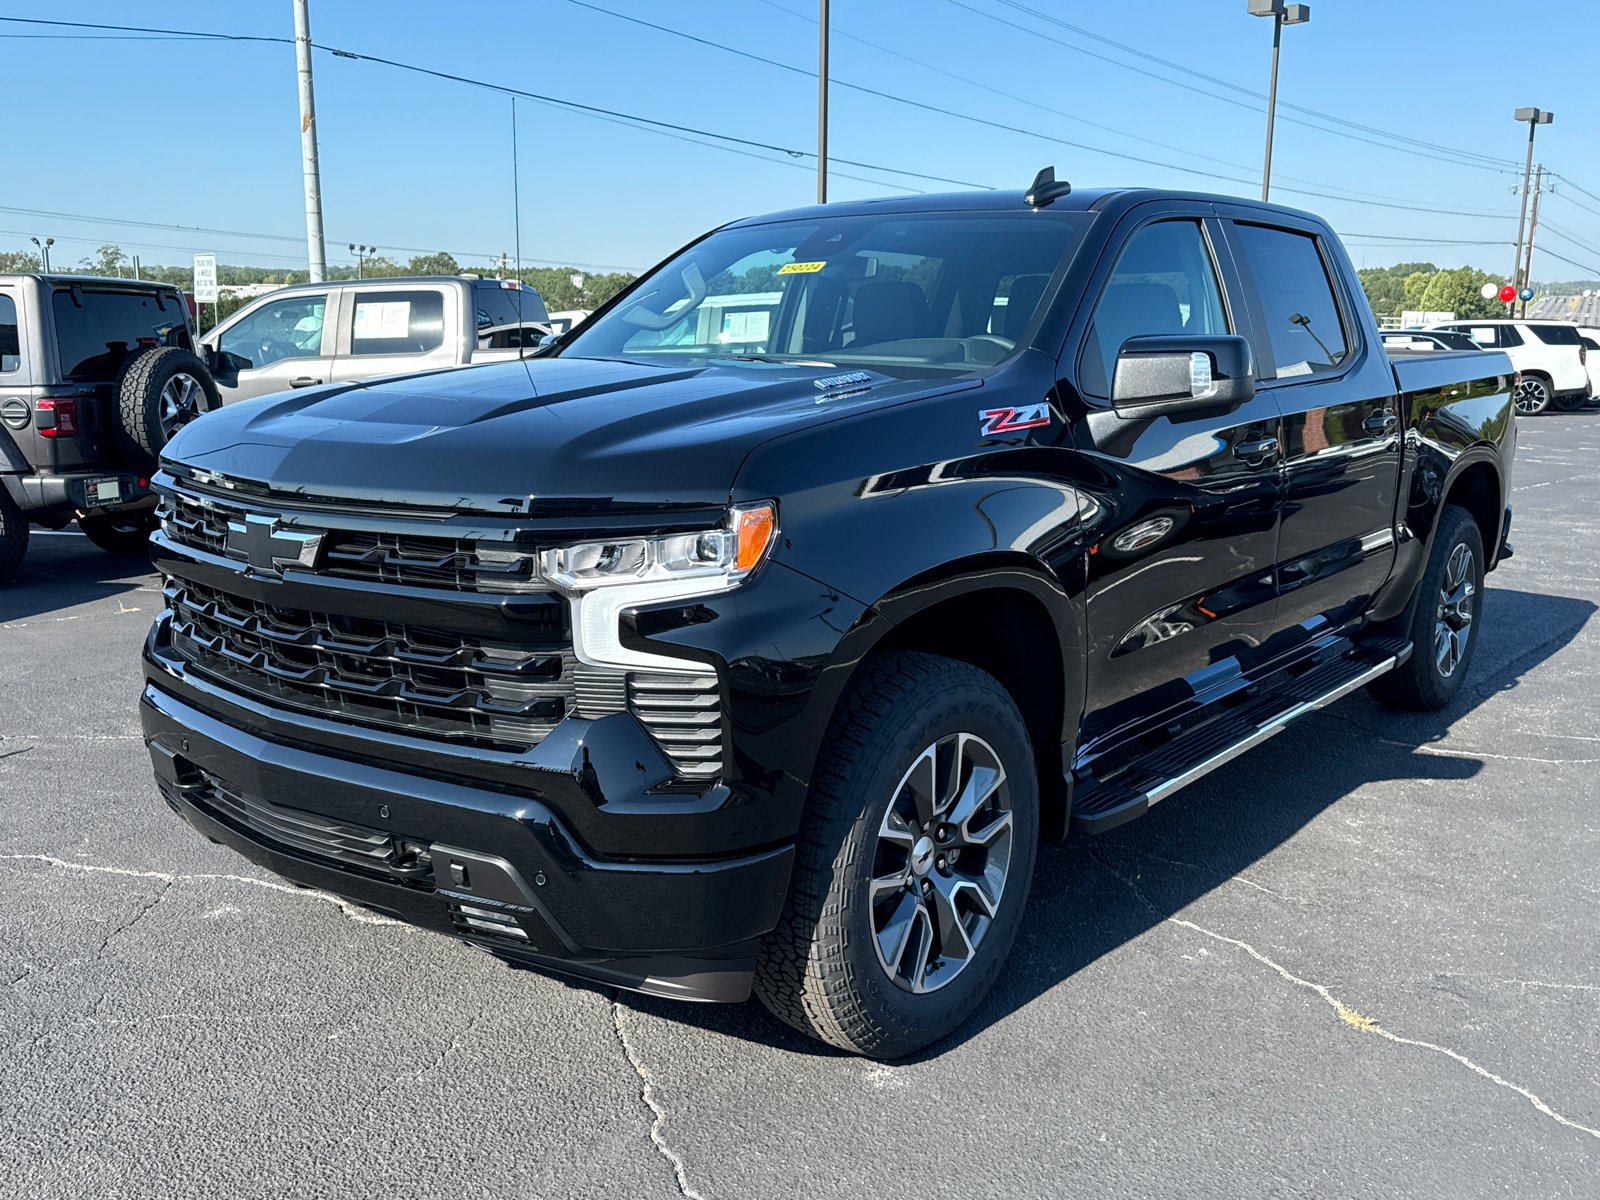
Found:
<box><xmin>0</xmin><ymin>293</ymin><xmax>19</xmax><ymax>372</ymax></box>
<box><xmin>350</xmin><ymin>289</ymin><xmax>446</xmax><ymax>356</ymax></box>
<box><xmin>1233</xmin><ymin>223</ymin><xmax>1349</xmax><ymax>379</ymax></box>
<box><xmin>52</xmin><ymin>287</ymin><xmax>191</xmax><ymax>380</ymax></box>
<box><xmin>474</xmin><ymin>281</ymin><xmax>548</xmax><ymax>331</ymax></box>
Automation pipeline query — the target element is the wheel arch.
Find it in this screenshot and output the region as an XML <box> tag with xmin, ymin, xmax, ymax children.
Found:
<box><xmin>799</xmin><ymin>556</ymin><xmax>1082</xmax><ymax>842</ymax></box>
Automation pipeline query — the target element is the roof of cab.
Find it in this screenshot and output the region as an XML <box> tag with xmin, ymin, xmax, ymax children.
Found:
<box><xmin>722</xmin><ymin>186</ymin><xmax>1331</xmax><ymax>228</ymax></box>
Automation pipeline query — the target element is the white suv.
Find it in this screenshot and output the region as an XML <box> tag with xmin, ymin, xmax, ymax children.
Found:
<box><xmin>1426</xmin><ymin>319</ymin><xmax>1590</xmax><ymax>414</ymax></box>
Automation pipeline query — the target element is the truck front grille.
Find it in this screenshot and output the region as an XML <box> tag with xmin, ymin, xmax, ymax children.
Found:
<box><xmin>196</xmin><ymin>769</ymin><xmax>414</xmax><ymax>877</ymax></box>
<box><xmin>158</xmin><ymin>489</ymin><xmax>541</xmax><ymax>594</ymax></box>
<box><xmin>165</xmin><ymin>576</ymin><xmax>571</xmax><ymax>748</ymax></box>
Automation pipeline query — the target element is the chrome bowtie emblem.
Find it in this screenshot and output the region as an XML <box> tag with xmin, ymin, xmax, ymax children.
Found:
<box><xmin>225</xmin><ymin>513</ymin><xmax>325</xmax><ymax>575</ymax></box>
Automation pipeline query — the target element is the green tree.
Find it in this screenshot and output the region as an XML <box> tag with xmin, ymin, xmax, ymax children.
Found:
<box><xmin>407</xmin><ymin>251</ymin><xmax>459</xmax><ymax>276</ymax></box>
<box><xmin>79</xmin><ymin>244</ymin><xmax>129</xmax><ymax>276</ymax></box>
<box><xmin>0</xmin><ymin>249</ymin><xmax>42</xmax><ymax>272</ymax></box>
<box><xmin>1357</xmin><ymin>262</ymin><xmax>1434</xmax><ymax>318</ymax></box>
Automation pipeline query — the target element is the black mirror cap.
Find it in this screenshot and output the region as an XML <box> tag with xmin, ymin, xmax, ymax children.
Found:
<box><xmin>1111</xmin><ymin>334</ymin><xmax>1256</xmax><ymax>417</ymax></box>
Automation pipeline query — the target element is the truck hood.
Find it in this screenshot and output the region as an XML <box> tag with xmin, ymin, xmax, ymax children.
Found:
<box><xmin>162</xmin><ymin>356</ymin><xmax>978</xmax><ymax>517</ymax></box>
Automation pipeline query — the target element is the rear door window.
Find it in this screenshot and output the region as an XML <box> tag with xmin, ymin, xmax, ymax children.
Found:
<box><xmin>52</xmin><ymin>288</ymin><xmax>192</xmax><ymax>381</ymax></box>
<box><xmin>0</xmin><ymin>294</ymin><xmax>18</xmax><ymax>372</ymax></box>
<box><xmin>1233</xmin><ymin>224</ymin><xmax>1348</xmax><ymax>379</ymax></box>
<box><xmin>1462</xmin><ymin>324</ymin><xmax>1521</xmax><ymax>348</ymax></box>
<box><xmin>217</xmin><ymin>293</ymin><xmax>328</xmax><ymax>370</ymax></box>
<box><xmin>350</xmin><ymin>290</ymin><xmax>446</xmax><ymax>356</ymax></box>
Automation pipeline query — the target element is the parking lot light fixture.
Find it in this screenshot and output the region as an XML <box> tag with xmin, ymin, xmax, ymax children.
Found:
<box><xmin>29</xmin><ymin>236</ymin><xmax>53</xmax><ymax>273</ymax></box>
<box><xmin>1248</xmin><ymin>0</ymin><xmax>1310</xmax><ymax>202</ymax></box>
<box><xmin>1510</xmin><ymin>108</ymin><xmax>1553</xmax><ymax>315</ymax></box>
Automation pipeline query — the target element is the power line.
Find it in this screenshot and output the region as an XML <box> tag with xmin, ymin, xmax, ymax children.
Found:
<box><xmin>987</xmin><ymin>0</ymin><xmax>1518</xmax><ymax>172</ymax></box>
<box><xmin>556</xmin><ymin>0</ymin><xmax>1515</xmax><ymax>220</ymax></box>
<box><xmin>946</xmin><ymin>0</ymin><xmax>1517</xmax><ymax>176</ymax></box>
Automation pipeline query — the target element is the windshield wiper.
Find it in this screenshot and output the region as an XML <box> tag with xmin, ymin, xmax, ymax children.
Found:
<box><xmin>723</xmin><ymin>354</ymin><xmax>837</xmax><ymax>366</ymax></box>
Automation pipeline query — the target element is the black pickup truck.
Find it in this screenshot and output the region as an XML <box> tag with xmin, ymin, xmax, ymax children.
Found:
<box><xmin>140</xmin><ymin>177</ymin><xmax>1516</xmax><ymax>1058</ymax></box>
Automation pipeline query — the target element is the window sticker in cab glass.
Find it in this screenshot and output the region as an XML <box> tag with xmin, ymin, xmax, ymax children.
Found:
<box><xmin>979</xmin><ymin>402</ymin><xmax>1050</xmax><ymax>436</ymax></box>
<box><xmin>777</xmin><ymin>261</ymin><xmax>826</xmax><ymax>274</ymax></box>
<box><xmin>354</xmin><ymin>301</ymin><xmax>411</xmax><ymax>340</ymax></box>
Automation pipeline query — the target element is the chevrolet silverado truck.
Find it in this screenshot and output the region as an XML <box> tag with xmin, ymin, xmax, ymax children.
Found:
<box><xmin>1</xmin><ymin>274</ymin><xmax>220</xmax><ymax>578</ymax></box>
<box><xmin>140</xmin><ymin>175</ymin><xmax>1516</xmax><ymax>1058</ymax></box>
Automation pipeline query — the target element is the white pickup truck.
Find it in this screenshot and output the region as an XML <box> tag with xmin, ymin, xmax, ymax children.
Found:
<box><xmin>199</xmin><ymin>275</ymin><xmax>549</xmax><ymax>405</ymax></box>
<box><xmin>1426</xmin><ymin>317</ymin><xmax>1590</xmax><ymax>413</ymax></box>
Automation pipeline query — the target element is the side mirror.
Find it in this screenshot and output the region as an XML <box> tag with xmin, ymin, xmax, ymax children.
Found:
<box><xmin>1111</xmin><ymin>334</ymin><xmax>1255</xmax><ymax>417</ymax></box>
<box><xmin>201</xmin><ymin>343</ymin><xmax>220</xmax><ymax>372</ymax></box>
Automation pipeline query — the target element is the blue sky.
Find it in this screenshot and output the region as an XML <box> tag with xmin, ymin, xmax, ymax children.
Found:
<box><xmin>8</xmin><ymin>1</ymin><xmax>1598</xmax><ymax>280</ymax></box>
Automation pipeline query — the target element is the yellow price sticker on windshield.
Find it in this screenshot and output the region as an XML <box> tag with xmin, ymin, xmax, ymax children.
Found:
<box><xmin>778</xmin><ymin>261</ymin><xmax>826</xmax><ymax>274</ymax></box>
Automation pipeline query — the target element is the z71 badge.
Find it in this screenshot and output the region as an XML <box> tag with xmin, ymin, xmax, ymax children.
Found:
<box><xmin>978</xmin><ymin>403</ymin><xmax>1051</xmax><ymax>436</ymax></box>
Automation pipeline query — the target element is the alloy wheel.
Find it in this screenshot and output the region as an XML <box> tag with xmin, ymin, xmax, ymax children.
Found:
<box><xmin>1513</xmin><ymin>378</ymin><xmax>1550</xmax><ymax>415</ymax></box>
<box><xmin>870</xmin><ymin>732</ymin><xmax>1014</xmax><ymax>993</ymax></box>
<box><xmin>1434</xmin><ymin>541</ymin><xmax>1476</xmax><ymax>678</ymax></box>
<box><xmin>158</xmin><ymin>372</ymin><xmax>205</xmax><ymax>438</ymax></box>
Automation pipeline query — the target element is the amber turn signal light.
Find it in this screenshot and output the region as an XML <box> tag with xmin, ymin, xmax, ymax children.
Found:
<box><xmin>733</xmin><ymin>503</ymin><xmax>776</xmax><ymax>574</ymax></box>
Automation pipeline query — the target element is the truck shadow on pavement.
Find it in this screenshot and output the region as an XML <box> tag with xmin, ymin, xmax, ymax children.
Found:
<box><xmin>610</xmin><ymin>586</ymin><xmax>1597</xmax><ymax>1060</ymax></box>
<box><xmin>0</xmin><ymin>534</ymin><xmax>153</xmax><ymax>625</ymax></box>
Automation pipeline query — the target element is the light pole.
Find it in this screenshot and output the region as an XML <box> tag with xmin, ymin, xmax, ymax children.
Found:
<box><xmin>817</xmin><ymin>0</ymin><xmax>829</xmax><ymax>204</ymax></box>
<box><xmin>348</xmin><ymin>244</ymin><xmax>375</xmax><ymax>279</ymax></box>
<box><xmin>1521</xmin><ymin>164</ymin><xmax>1545</xmax><ymax>318</ymax></box>
<box><xmin>1248</xmin><ymin>1</ymin><xmax>1310</xmax><ymax>203</ymax></box>
<box><xmin>29</xmin><ymin>236</ymin><xmax>53</xmax><ymax>272</ymax></box>
<box><xmin>1510</xmin><ymin>108</ymin><xmax>1552</xmax><ymax>316</ymax></box>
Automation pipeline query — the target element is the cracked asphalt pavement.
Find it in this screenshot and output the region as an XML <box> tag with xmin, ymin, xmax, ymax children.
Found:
<box><xmin>4</xmin><ymin>413</ymin><xmax>1599</xmax><ymax>1198</ymax></box>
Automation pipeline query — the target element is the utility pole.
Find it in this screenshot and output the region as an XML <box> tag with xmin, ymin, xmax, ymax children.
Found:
<box><xmin>1510</xmin><ymin>108</ymin><xmax>1552</xmax><ymax>315</ymax></box>
<box><xmin>1248</xmin><ymin>1</ymin><xmax>1310</xmax><ymax>203</ymax></box>
<box><xmin>1521</xmin><ymin>164</ymin><xmax>1545</xmax><ymax>319</ymax></box>
<box><xmin>294</xmin><ymin>0</ymin><xmax>327</xmax><ymax>283</ymax></box>
<box><xmin>817</xmin><ymin>0</ymin><xmax>829</xmax><ymax>205</ymax></box>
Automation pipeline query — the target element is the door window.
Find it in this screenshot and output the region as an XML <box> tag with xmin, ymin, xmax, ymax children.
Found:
<box><xmin>350</xmin><ymin>290</ymin><xmax>446</xmax><ymax>356</ymax></box>
<box><xmin>1080</xmin><ymin>220</ymin><xmax>1229</xmax><ymax>397</ymax></box>
<box><xmin>1456</xmin><ymin>323</ymin><xmax>1521</xmax><ymax>348</ymax></box>
<box><xmin>1234</xmin><ymin>224</ymin><xmax>1348</xmax><ymax>378</ymax></box>
<box><xmin>0</xmin><ymin>294</ymin><xmax>18</xmax><ymax>372</ymax></box>
<box><xmin>218</xmin><ymin>294</ymin><xmax>327</xmax><ymax>371</ymax></box>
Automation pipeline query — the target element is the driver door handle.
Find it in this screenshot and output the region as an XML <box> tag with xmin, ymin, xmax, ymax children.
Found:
<box><xmin>289</xmin><ymin>376</ymin><xmax>323</xmax><ymax>388</ymax></box>
<box><xmin>1235</xmin><ymin>437</ymin><xmax>1279</xmax><ymax>462</ymax></box>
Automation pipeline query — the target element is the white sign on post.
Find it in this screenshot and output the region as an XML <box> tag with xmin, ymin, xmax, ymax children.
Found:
<box><xmin>193</xmin><ymin>254</ymin><xmax>218</xmax><ymax>304</ymax></box>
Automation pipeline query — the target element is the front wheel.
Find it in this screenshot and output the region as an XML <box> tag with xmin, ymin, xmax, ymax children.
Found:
<box><xmin>78</xmin><ymin>510</ymin><xmax>157</xmax><ymax>557</ymax></box>
<box><xmin>754</xmin><ymin>651</ymin><xmax>1039</xmax><ymax>1058</ymax></box>
<box><xmin>1513</xmin><ymin>375</ymin><xmax>1552</xmax><ymax>415</ymax></box>
<box><xmin>1368</xmin><ymin>504</ymin><xmax>1484</xmax><ymax>711</ymax></box>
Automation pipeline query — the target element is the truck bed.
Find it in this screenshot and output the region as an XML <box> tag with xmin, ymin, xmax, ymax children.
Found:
<box><xmin>1388</xmin><ymin>347</ymin><xmax>1514</xmax><ymax>393</ymax></box>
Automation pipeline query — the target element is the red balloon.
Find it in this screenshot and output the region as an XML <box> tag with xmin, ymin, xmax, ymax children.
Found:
<box><xmin>1498</xmin><ymin>284</ymin><xmax>1517</xmax><ymax>303</ymax></box>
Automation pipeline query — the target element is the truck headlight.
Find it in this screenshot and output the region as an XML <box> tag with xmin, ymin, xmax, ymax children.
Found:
<box><xmin>549</xmin><ymin>502</ymin><xmax>778</xmax><ymax>674</ymax></box>
<box><xmin>543</xmin><ymin>501</ymin><xmax>776</xmax><ymax>592</ymax></box>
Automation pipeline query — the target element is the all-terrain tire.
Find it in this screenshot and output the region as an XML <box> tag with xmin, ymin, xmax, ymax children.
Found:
<box><xmin>0</xmin><ymin>485</ymin><xmax>27</xmax><ymax>581</ymax></box>
<box><xmin>753</xmin><ymin>651</ymin><xmax>1039</xmax><ymax>1058</ymax></box>
<box><xmin>1368</xmin><ymin>504</ymin><xmax>1484</xmax><ymax>711</ymax></box>
<box><xmin>113</xmin><ymin>346</ymin><xmax>220</xmax><ymax>472</ymax></box>
<box><xmin>78</xmin><ymin>510</ymin><xmax>158</xmax><ymax>557</ymax></box>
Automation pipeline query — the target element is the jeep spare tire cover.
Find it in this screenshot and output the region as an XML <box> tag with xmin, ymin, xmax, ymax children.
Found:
<box><xmin>112</xmin><ymin>346</ymin><xmax>221</xmax><ymax>472</ymax></box>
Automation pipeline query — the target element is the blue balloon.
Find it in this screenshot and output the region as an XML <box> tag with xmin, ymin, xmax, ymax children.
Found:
<box><xmin>1519</xmin><ymin>287</ymin><xmax>1534</xmax><ymax>301</ymax></box>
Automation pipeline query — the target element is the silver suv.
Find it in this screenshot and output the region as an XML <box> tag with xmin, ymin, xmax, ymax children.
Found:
<box><xmin>200</xmin><ymin>275</ymin><xmax>549</xmax><ymax>404</ymax></box>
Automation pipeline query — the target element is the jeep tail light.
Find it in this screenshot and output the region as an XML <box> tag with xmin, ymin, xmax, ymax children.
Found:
<box><xmin>36</xmin><ymin>398</ymin><xmax>78</xmax><ymax>437</ymax></box>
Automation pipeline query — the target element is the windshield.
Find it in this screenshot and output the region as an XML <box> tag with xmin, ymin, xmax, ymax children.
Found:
<box><xmin>561</xmin><ymin>210</ymin><xmax>1090</xmax><ymax>373</ymax></box>
<box><xmin>53</xmin><ymin>287</ymin><xmax>191</xmax><ymax>381</ymax></box>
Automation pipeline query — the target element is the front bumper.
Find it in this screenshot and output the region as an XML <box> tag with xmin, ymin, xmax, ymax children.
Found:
<box><xmin>140</xmin><ymin>683</ymin><xmax>794</xmax><ymax>1003</ymax></box>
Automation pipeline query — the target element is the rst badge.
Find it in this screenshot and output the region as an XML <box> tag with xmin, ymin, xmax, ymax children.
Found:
<box><xmin>978</xmin><ymin>403</ymin><xmax>1051</xmax><ymax>436</ymax></box>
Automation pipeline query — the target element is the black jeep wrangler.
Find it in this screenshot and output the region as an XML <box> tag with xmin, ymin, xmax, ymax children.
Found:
<box><xmin>0</xmin><ymin>274</ymin><xmax>220</xmax><ymax>576</ymax></box>
<box><xmin>140</xmin><ymin>179</ymin><xmax>1516</xmax><ymax>1057</ymax></box>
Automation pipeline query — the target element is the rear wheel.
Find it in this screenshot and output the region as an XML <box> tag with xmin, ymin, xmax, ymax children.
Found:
<box><xmin>1553</xmin><ymin>393</ymin><xmax>1583</xmax><ymax>412</ymax></box>
<box><xmin>1513</xmin><ymin>375</ymin><xmax>1552</xmax><ymax>415</ymax></box>
<box><xmin>113</xmin><ymin>347</ymin><xmax>220</xmax><ymax>472</ymax></box>
<box><xmin>78</xmin><ymin>510</ymin><xmax>157</xmax><ymax>557</ymax></box>
<box><xmin>0</xmin><ymin>486</ymin><xmax>27</xmax><ymax>581</ymax></box>
<box><xmin>1369</xmin><ymin>504</ymin><xmax>1484</xmax><ymax>711</ymax></box>
<box><xmin>754</xmin><ymin>651</ymin><xmax>1039</xmax><ymax>1058</ymax></box>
